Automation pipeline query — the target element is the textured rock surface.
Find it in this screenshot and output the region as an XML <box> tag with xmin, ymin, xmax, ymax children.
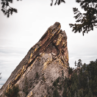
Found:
<box><xmin>0</xmin><ymin>22</ymin><xmax>69</xmax><ymax>97</ymax></box>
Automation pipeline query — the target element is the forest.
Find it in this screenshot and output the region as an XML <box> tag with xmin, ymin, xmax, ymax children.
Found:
<box><xmin>62</xmin><ymin>59</ymin><xmax>97</xmax><ymax>97</ymax></box>
<box><xmin>52</xmin><ymin>59</ymin><xmax>97</xmax><ymax>97</ymax></box>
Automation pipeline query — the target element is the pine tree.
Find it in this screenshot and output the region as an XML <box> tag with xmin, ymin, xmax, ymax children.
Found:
<box><xmin>78</xmin><ymin>89</ymin><xmax>83</xmax><ymax>97</ymax></box>
<box><xmin>53</xmin><ymin>89</ymin><xmax>60</xmax><ymax>97</ymax></box>
<box><xmin>67</xmin><ymin>91</ymin><xmax>71</xmax><ymax>97</ymax></box>
<box><xmin>70</xmin><ymin>0</ymin><xmax>97</xmax><ymax>35</ymax></box>
<box><xmin>63</xmin><ymin>84</ymin><xmax>67</xmax><ymax>97</ymax></box>
<box><xmin>88</xmin><ymin>89</ymin><xmax>93</xmax><ymax>97</ymax></box>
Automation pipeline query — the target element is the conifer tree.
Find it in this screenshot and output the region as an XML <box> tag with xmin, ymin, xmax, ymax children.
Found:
<box><xmin>88</xmin><ymin>89</ymin><xmax>93</xmax><ymax>97</ymax></box>
<box><xmin>62</xmin><ymin>84</ymin><xmax>67</xmax><ymax>97</ymax></box>
<box><xmin>70</xmin><ymin>0</ymin><xmax>97</xmax><ymax>35</ymax></box>
<box><xmin>53</xmin><ymin>89</ymin><xmax>60</xmax><ymax>97</ymax></box>
<box><xmin>67</xmin><ymin>91</ymin><xmax>71</xmax><ymax>97</ymax></box>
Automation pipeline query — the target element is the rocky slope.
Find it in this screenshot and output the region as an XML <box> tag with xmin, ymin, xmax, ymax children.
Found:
<box><xmin>0</xmin><ymin>22</ymin><xmax>69</xmax><ymax>97</ymax></box>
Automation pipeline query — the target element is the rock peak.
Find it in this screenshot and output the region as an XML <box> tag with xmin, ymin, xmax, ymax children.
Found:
<box><xmin>0</xmin><ymin>22</ymin><xmax>69</xmax><ymax>97</ymax></box>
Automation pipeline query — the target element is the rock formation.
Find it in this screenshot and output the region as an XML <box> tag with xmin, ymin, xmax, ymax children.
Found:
<box><xmin>0</xmin><ymin>22</ymin><xmax>69</xmax><ymax>97</ymax></box>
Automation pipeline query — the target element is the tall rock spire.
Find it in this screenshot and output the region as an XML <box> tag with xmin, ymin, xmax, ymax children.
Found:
<box><xmin>0</xmin><ymin>22</ymin><xmax>69</xmax><ymax>97</ymax></box>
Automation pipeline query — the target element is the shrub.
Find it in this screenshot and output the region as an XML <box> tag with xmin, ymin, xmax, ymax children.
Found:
<box><xmin>53</xmin><ymin>77</ymin><xmax>60</xmax><ymax>87</ymax></box>
<box><xmin>36</xmin><ymin>72</ymin><xmax>39</xmax><ymax>79</ymax></box>
<box><xmin>5</xmin><ymin>85</ymin><xmax>20</xmax><ymax>97</ymax></box>
<box><xmin>23</xmin><ymin>77</ymin><xmax>29</xmax><ymax>95</ymax></box>
<box><xmin>53</xmin><ymin>89</ymin><xmax>60</xmax><ymax>97</ymax></box>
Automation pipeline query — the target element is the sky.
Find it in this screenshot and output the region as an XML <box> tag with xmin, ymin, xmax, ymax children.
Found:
<box><xmin>0</xmin><ymin>0</ymin><xmax>97</xmax><ymax>88</ymax></box>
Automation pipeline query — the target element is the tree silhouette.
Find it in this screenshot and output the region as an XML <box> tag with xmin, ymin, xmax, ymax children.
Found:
<box><xmin>1</xmin><ymin>0</ymin><xmax>65</xmax><ymax>17</ymax></box>
<box><xmin>1</xmin><ymin>0</ymin><xmax>97</xmax><ymax>35</ymax></box>
<box><xmin>50</xmin><ymin>0</ymin><xmax>65</xmax><ymax>6</ymax></box>
<box><xmin>69</xmin><ymin>0</ymin><xmax>97</xmax><ymax>35</ymax></box>
<box><xmin>75</xmin><ymin>59</ymin><xmax>82</xmax><ymax>68</ymax></box>
<box><xmin>1</xmin><ymin>0</ymin><xmax>20</xmax><ymax>17</ymax></box>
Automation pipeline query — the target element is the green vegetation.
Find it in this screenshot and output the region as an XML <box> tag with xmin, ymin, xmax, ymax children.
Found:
<box><xmin>53</xmin><ymin>77</ymin><xmax>60</xmax><ymax>87</ymax></box>
<box><xmin>63</xmin><ymin>59</ymin><xmax>97</xmax><ymax>97</ymax></box>
<box><xmin>42</xmin><ymin>76</ymin><xmax>45</xmax><ymax>82</ymax></box>
<box><xmin>1</xmin><ymin>0</ymin><xmax>97</xmax><ymax>36</ymax></box>
<box><xmin>5</xmin><ymin>85</ymin><xmax>20</xmax><ymax>97</ymax></box>
<box><xmin>68</xmin><ymin>67</ymin><xmax>73</xmax><ymax>75</ymax></box>
<box><xmin>36</xmin><ymin>72</ymin><xmax>39</xmax><ymax>79</ymax></box>
<box><xmin>23</xmin><ymin>77</ymin><xmax>29</xmax><ymax>96</ymax></box>
<box><xmin>51</xmin><ymin>59</ymin><xmax>97</xmax><ymax>97</ymax></box>
<box><xmin>70</xmin><ymin>0</ymin><xmax>97</xmax><ymax>35</ymax></box>
<box><xmin>53</xmin><ymin>88</ymin><xmax>60</xmax><ymax>97</ymax></box>
<box><xmin>0</xmin><ymin>0</ymin><xmax>65</xmax><ymax>17</ymax></box>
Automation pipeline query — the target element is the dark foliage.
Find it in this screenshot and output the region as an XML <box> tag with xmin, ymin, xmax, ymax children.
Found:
<box><xmin>70</xmin><ymin>0</ymin><xmax>97</xmax><ymax>35</ymax></box>
<box><xmin>1</xmin><ymin>0</ymin><xmax>21</xmax><ymax>17</ymax></box>
<box><xmin>35</xmin><ymin>72</ymin><xmax>39</xmax><ymax>79</ymax></box>
<box><xmin>62</xmin><ymin>84</ymin><xmax>67</xmax><ymax>97</ymax></box>
<box><xmin>53</xmin><ymin>77</ymin><xmax>60</xmax><ymax>87</ymax></box>
<box><xmin>1</xmin><ymin>0</ymin><xmax>97</xmax><ymax>36</ymax></box>
<box><xmin>53</xmin><ymin>88</ymin><xmax>60</xmax><ymax>97</ymax></box>
<box><xmin>68</xmin><ymin>67</ymin><xmax>73</xmax><ymax>74</ymax></box>
<box><xmin>63</xmin><ymin>59</ymin><xmax>97</xmax><ymax>97</ymax></box>
<box><xmin>1</xmin><ymin>0</ymin><xmax>65</xmax><ymax>17</ymax></box>
<box><xmin>75</xmin><ymin>59</ymin><xmax>82</xmax><ymax>68</ymax></box>
<box><xmin>5</xmin><ymin>85</ymin><xmax>20</xmax><ymax>97</ymax></box>
<box><xmin>50</xmin><ymin>0</ymin><xmax>65</xmax><ymax>6</ymax></box>
<box><xmin>23</xmin><ymin>77</ymin><xmax>29</xmax><ymax>96</ymax></box>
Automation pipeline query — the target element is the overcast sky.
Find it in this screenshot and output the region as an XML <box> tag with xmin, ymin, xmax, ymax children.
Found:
<box><xmin>0</xmin><ymin>0</ymin><xmax>97</xmax><ymax>88</ymax></box>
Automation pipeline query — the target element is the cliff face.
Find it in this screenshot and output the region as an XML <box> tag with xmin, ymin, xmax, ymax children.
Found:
<box><xmin>0</xmin><ymin>22</ymin><xmax>69</xmax><ymax>97</ymax></box>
